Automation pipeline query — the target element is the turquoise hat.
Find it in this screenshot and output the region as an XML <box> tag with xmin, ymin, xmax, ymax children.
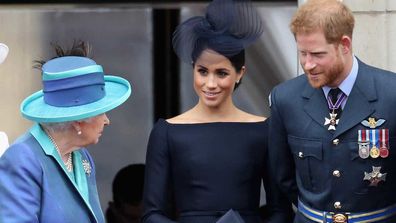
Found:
<box><xmin>20</xmin><ymin>56</ymin><xmax>131</xmax><ymax>123</ymax></box>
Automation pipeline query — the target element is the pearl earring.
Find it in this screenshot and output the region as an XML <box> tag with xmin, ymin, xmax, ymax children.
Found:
<box><xmin>77</xmin><ymin>130</ymin><xmax>82</xmax><ymax>135</ymax></box>
<box><xmin>236</xmin><ymin>80</ymin><xmax>240</xmax><ymax>84</ymax></box>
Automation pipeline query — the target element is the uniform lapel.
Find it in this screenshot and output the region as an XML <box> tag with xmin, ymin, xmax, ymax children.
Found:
<box><xmin>302</xmin><ymin>83</ymin><xmax>330</xmax><ymax>130</ymax></box>
<box><xmin>301</xmin><ymin>60</ymin><xmax>377</xmax><ymax>136</ymax></box>
<box><xmin>333</xmin><ymin>61</ymin><xmax>377</xmax><ymax>138</ymax></box>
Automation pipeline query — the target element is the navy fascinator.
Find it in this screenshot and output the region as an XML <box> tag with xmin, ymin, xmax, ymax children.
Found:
<box><xmin>172</xmin><ymin>0</ymin><xmax>264</xmax><ymax>63</ymax></box>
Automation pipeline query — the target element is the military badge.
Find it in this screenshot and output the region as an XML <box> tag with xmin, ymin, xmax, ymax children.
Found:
<box><xmin>363</xmin><ymin>166</ymin><xmax>387</xmax><ymax>186</ymax></box>
<box><xmin>324</xmin><ymin>113</ymin><xmax>339</xmax><ymax>131</ymax></box>
<box><xmin>361</xmin><ymin>117</ymin><xmax>385</xmax><ymax>129</ymax></box>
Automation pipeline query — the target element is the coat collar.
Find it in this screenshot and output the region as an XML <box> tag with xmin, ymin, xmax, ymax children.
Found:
<box><xmin>301</xmin><ymin>59</ymin><xmax>376</xmax><ymax>138</ymax></box>
<box><xmin>333</xmin><ymin>59</ymin><xmax>376</xmax><ymax>138</ymax></box>
<box><xmin>29</xmin><ymin>123</ymin><xmax>99</xmax><ymax>222</ymax></box>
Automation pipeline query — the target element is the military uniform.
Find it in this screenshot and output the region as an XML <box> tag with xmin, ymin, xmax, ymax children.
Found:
<box><xmin>269</xmin><ymin>58</ymin><xmax>396</xmax><ymax>223</ymax></box>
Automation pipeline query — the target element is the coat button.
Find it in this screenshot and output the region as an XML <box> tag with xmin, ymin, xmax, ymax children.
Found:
<box><xmin>333</xmin><ymin>170</ymin><xmax>341</xmax><ymax>177</ymax></box>
<box><xmin>333</xmin><ymin>139</ymin><xmax>339</xmax><ymax>145</ymax></box>
<box><xmin>298</xmin><ymin>152</ymin><xmax>304</xmax><ymax>158</ymax></box>
<box><xmin>334</xmin><ymin>201</ymin><xmax>342</xmax><ymax>209</ymax></box>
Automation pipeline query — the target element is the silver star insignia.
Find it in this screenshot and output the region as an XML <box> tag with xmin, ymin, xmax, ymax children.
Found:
<box><xmin>364</xmin><ymin>166</ymin><xmax>387</xmax><ymax>187</ymax></box>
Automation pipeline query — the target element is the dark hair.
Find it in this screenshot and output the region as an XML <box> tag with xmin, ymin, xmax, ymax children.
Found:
<box><xmin>192</xmin><ymin>46</ymin><xmax>245</xmax><ymax>89</ymax></box>
<box><xmin>33</xmin><ymin>40</ymin><xmax>92</xmax><ymax>70</ymax></box>
<box><xmin>226</xmin><ymin>50</ymin><xmax>245</xmax><ymax>73</ymax></box>
<box><xmin>112</xmin><ymin>164</ymin><xmax>145</xmax><ymax>206</ymax></box>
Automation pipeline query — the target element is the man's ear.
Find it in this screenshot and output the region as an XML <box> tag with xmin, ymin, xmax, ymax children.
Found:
<box><xmin>340</xmin><ymin>35</ymin><xmax>352</xmax><ymax>54</ymax></box>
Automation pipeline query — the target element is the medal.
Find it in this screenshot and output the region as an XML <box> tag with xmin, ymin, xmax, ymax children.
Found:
<box><xmin>380</xmin><ymin>147</ymin><xmax>389</xmax><ymax>158</ymax></box>
<box><xmin>370</xmin><ymin>146</ymin><xmax>380</xmax><ymax>158</ymax></box>
<box><xmin>358</xmin><ymin>130</ymin><xmax>370</xmax><ymax>159</ymax></box>
<box><xmin>369</xmin><ymin>129</ymin><xmax>380</xmax><ymax>158</ymax></box>
<box><xmin>324</xmin><ymin>91</ymin><xmax>346</xmax><ymax>131</ymax></box>
<box><xmin>379</xmin><ymin>129</ymin><xmax>389</xmax><ymax>158</ymax></box>
<box><xmin>359</xmin><ymin>143</ymin><xmax>370</xmax><ymax>159</ymax></box>
<box><xmin>324</xmin><ymin>113</ymin><xmax>339</xmax><ymax>131</ymax></box>
<box><xmin>363</xmin><ymin>166</ymin><xmax>387</xmax><ymax>187</ymax></box>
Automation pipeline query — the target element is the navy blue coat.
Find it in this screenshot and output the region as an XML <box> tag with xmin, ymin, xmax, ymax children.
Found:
<box><xmin>269</xmin><ymin>59</ymin><xmax>396</xmax><ymax>222</ymax></box>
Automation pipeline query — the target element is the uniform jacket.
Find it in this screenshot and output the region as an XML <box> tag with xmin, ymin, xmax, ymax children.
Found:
<box><xmin>0</xmin><ymin>124</ymin><xmax>105</xmax><ymax>223</ymax></box>
<box><xmin>269</xmin><ymin>59</ymin><xmax>396</xmax><ymax>222</ymax></box>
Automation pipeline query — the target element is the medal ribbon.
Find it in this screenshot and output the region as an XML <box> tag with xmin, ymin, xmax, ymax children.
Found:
<box><xmin>358</xmin><ymin>129</ymin><xmax>366</xmax><ymax>142</ymax></box>
<box><xmin>365</xmin><ymin>129</ymin><xmax>370</xmax><ymax>144</ymax></box>
<box><xmin>327</xmin><ymin>91</ymin><xmax>347</xmax><ymax>111</ymax></box>
<box><xmin>380</xmin><ymin>129</ymin><xmax>389</xmax><ymax>148</ymax></box>
<box><xmin>358</xmin><ymin>130</ymin><xmax>361</xmax><ymax>142</ymax></box>
<box><xmin>370</xmin><ymin>129</ymin><xmax>379</xmax><ymax>148</ymax></box>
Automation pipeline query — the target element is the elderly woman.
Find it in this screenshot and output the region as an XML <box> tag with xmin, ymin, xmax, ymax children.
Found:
<box><xmin>0</xmin><ymin>42</ymin><xmax>131</xmax><ymax>223</ymax></box>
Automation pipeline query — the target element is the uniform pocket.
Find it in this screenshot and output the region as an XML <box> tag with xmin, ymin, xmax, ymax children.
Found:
<box><xmin>288</xmin><ymin>135</ymin><xmax>323</xmax><ymax>191</ymax></box>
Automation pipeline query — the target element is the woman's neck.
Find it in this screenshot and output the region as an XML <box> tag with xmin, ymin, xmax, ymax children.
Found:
<box><xmin>44</xmin><ymin>127</ymin><xmax>79</xmax><ymax>157</ymax></box>
<box><xmin>192</xmin><ymin>100</ymin><xmax>240</xmax><ymax>122</ymax></box>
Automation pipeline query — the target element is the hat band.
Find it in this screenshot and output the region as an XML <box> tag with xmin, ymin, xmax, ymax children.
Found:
<box><xmin>43</xmin><ymin>72</ymin><xmax>105</xmax><ymax>107</ymax></box>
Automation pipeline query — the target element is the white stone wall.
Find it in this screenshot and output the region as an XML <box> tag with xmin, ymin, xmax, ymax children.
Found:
<box><xmin>344</xmin><ymin>0</ymin><xmax>396</xmax><ymax>72</ymax></box>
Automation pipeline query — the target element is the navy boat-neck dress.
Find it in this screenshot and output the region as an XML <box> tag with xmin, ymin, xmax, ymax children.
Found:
<box><xmin>142</xmin><ymin>119</ymin><xmax>293</xmax><ymax>223</ymax></box>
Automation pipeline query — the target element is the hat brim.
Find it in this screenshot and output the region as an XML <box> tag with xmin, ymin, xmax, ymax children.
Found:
<box><xmin>20</xmin><ymin>75</ymin><xmax>131</xmax><ymax>123</ymax></box>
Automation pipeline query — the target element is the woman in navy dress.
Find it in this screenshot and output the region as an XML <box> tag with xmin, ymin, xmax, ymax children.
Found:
<box><xmin>142</xmin><ymin>0</ymin><xmax>294</xmax><ymax>222</ymax></box>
